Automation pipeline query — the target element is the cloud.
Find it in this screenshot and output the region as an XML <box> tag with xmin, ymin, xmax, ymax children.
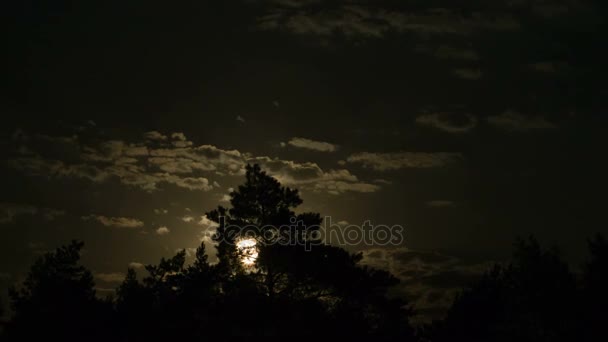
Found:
<box><xmin>148</xmin><ymin>157</ymin><xmax>212</xmax><ymax>174</ymax></box>
<box><xmin>154</xmin><ymin>208</ymin><xmax>168</xmax><ymax>215</ymax></box>
<box><xmin>95</xmin><ymin>272</ymin><xmax>125</xmax><ymax>283</ymax></box>
<box><xmin>8</xmin><ymin>157</ymin><xmax>111</xmax><ymax>183</ymax></box>
<box><xmin>182</xmin><ymin>215</ymin><xmax>219</xmax><ymax>233</ymax></box>
<box><xmin>128</xmin><ymin>262</ymin><xmax>145</xmax><ymax>269</ymax></box>
<box><xmin>170</xmin><ymin>132</ymin><xmax>193</xmax><ymax>148</ymax></box>
<box><xmin>0</xmin><ymin>203</ymin><xmax>37</xmax><ymax>224</ymax></box>
<box><xmin>346</xmin><ymin>152</ymin><xmax>462</xmax><ymax>171</ymax></box>
<box><xmin>9</xmin><ymin>134</ymin><xmax>225</xmax><ymax>192</ymax></box>
<box><xmin>179</xmin><ymin>247</ymin><xmax>199</xmax><ymax>258</ymax></box>
<box><xmin>313</xmin><ymin>180</ymin><xmax>379</xmax><ymax>195</ymax></box>
<box><xmin>236</xmin><ymin>115</ymin><xmax>246</xmax><ymax>123</ymax></box>
<box><xmin>198</xmin><ymin>215</ymin><xmax>219</xmax><ymax>228</ymax></box>
<box><xmin>219</xmin><ymin>187</ymin><xmax>233</xmax><ymax>203</ymax></box>
<box><xmin>258</xmin><ymin>3</ymin><xmax>521</xmax><ymax>39</ymax></box>
<box><xmin>0</xmin><ymin>202</ymin><xmax>65</xmax><ymax>224</ymax></box>
<box><xmin>257</xmin><ymin>5</ymin><xmax>520</xmax><ymax>40</ymax></box>
<box><xmin>9</xmin><ymin>130</ymin><xmax>379</xmax><ymax>196</ymax></box>
<box><xmin>529</xmin><ymin>60</ymin><xmax>571</xmax><ymax>75</ymax></box>
<box><xmin>487</xmin><ymin>110</ymin><xmax>557</xmax><ymax>131</ymax></box>
<box><xmin>42</xmin><ymin>208</ymin><xmax>66</xmax><ymax>221</ymax></box>
<box><xmin>148</xmin><ymin>144</ymin><xmax>244</xmax><ymax>175</ymax></box>
<box><xmin>416</xmin><ymin>113</ymin><xmax>477</xmax><ymax>133</ymax></box>
<box><xmin>82</xmin><ymin>215</ymin><xmax>144</xmax><ymax>228</ymax></box>
<box><xmin>426</xmin><ymin>200</ymin><xmax>456</xmax><ymax>208</ymax></box>
<box><xmin>156</xmin><ymin>226</ymin><xmax>170</xmax><ymax>235</ymax></box>
<box><xmin>81</xmin><ymin>140</ymin><xmax>149</xmax><ymax>162</ymax></box>
<box><xmin>529</xmin><ymin>2</ymin><xmax>573</xmax><ymax>18</ymax></box>
<box><xmin>286</xmin><ymin>137</ymin><xmax>338</xmax><ymax>152</ymax></box>
<box><xmin>249</xmin><ymin>156</ymin><xmax>380</xmax><ymax>194</ymax></box>
<box><xmin>171</xmin><ymin>132</ymin><xmax>187</xmax><ymax>141</ymax></box>
<box><xmin>154</xmin><ymin>173</ymin><xmax>214</xmax><ymax>191</ymax></box>
<box><xmin>453</xmin><ymin>68</ymin><xmax>483</xmax><ymax>80</ymax></box>
<box><xmin>144</xmin><ymin>131</ymin><xmax>168</xmax><ymax>141</ymax></box>
<box><xmin>390</xmin><ymin>250</ymin><xmax>458</xmax><ymax>266</ymax></box>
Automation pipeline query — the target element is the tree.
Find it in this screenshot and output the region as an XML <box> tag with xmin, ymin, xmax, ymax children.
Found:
<box><xmin>431</xmin><ymin>236</ymin><xmax>579</xmax><ymax>342</ymax></box>
<box><xmin>5</xmin><ymin>241</ymin><xmax>112</xmax><ymax>341</ymax></box>
<box><xmin>114</xmin><ymin>267</ymin><xmax>154</xmax><ymax>339</ymax></box>
<box><xmin>581</xmin><ymin>234</ymin><xmax>608</xmax><ymax>341</ymax></box>
<box><xmin>114</xmin><ymin>241</ymin><xmax>225</xmax><ymax>340</ymax></box>
<box><xmin>0</xmin><ymin>296</ymin><xmax>5</xmax><ymax>335</ymax></box>
<box><xmin>5</xmin><ymin>164</ymin><xmax>416</xmax><ymax>339</ymax></box>
<box><xmin>206</xmin><ymin>164</ymin><xmax>415</xmax><ymax>337</ymax></box>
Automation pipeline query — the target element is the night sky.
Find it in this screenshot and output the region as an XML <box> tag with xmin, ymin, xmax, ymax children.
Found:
<box><xmin>2</xmin><ymin>0</ymin><xmax>607</xmax><ymax>320</ymax></box>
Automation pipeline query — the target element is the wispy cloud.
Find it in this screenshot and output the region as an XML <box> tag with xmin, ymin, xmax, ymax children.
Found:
<box><xmin>144</xmin><ymin>131</ymin><xmax>168</xmax><ymax>141</ymax></box>
<box><xmin>198</xmin><ymin>215</ymin><xmax>219</xmax><ymax>228</ymax></box>
<box><xmin>416</xmin><ymin>113</ymin><xmax>477</xmax><ymax>133</ymax></box>
<box><xmin>529</xmin><ymin>61</ymin><xmax>567</xmax><ymax>73</ymax></box>
<box><xmin>285</xmin><ymin>137</ymin><xmax>338</xmax><ymax>152</ymax></box>
<box><xmin>249</xmin><ymin>156</ymin><xmax>380</xmax><ymax>194</ymax></box>
<box><xmin>0</xmin><ymin>203</ymin><xmax>37</xmax><ymax>224</ymax></box>
<box><xmin>487</xmin><ymin>110</ymin><xmax>557</xmax><ymax>131</ymax></box>
<box><xmin>257</xmin><ymin>4</ymin><xmax>520</xmax><ymax>41</ymax></box>
<box><xmin>95</xmin><ymin>272</ymin><xmax>125</xmax><ymax>283</ymax></box>
<box><xmin>346</xmin><ymin>152</ymin><xmax>462</xmax><ymax>171</ymax></box>
<box><xmin>82</xmin><ymin>215</ymin><xmax>144</xmax><ymax>228</ymax></box>
<box><xmin>0</xmin><ymin>202</ymin><xmax>65</xmax><ymax>224</ymax></box>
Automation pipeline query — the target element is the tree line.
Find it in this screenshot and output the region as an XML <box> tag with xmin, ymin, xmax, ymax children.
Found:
<box><xmin>1</xmin><ymin>165</ymin><xmax>606</xmax><ymax>341</ymax></box>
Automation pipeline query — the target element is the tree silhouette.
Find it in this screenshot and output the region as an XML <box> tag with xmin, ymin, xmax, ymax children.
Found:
<box><xmin>5</xmin><ymin>241</ymin><xmax>112</xmax><ymax>341</ymax></box>
<box><xmin>205</xmin><ymin>164</ymin><xmax>415</xmax><ymax>337</ymax></box>
<box><xmin>112</xmin><ymin>164</ymin><xmax>414</xmax><ymax>338</ymax></box>
<box><xmin>430</xmin><ymin>236</ymin><xmax>582</xmax><ymax>342</ymax></box>
<box><xmin>0</xmin><ymin>296</ymin><xmax>5</xmax><ymax>334</ymax></box>
<box><xmin>581</xmin><ymin>234</ymin><xmax>608</xmax><ymax>341</ymax></box>
<box><xmin>8</xmin><ymin>164</ymin><xmax>606</xmax><ymax>340</ymax></box>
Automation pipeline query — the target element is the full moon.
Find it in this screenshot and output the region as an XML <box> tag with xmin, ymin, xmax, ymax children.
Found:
<box><xmin>236</xmin><ymin>238</ymin><xmax>258</xmax><ymax>266</ymax></box>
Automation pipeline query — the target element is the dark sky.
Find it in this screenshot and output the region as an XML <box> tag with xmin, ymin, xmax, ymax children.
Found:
<box><xmin>2</xmin><ymin>0</ymin><xmax>607</xmax><ymax>320</ymax></box>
